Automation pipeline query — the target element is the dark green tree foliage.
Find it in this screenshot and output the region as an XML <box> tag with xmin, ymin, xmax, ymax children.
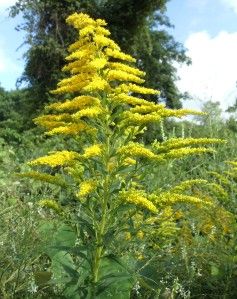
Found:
<box><xmin>10</xmin><ymin>0</ymin><xmax>189</xmax><ymax>109</ymax></box>
<box><xmin>0</xmin><ymin>87</ymin><xmax>36</xmax><ymax>142</ymax></box>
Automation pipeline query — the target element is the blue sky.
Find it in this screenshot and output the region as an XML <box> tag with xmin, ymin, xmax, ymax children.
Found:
<box><xmin>166</xmin><ymin>0</ymin><xmax>237</xmax><ymax>110</ymax></box>
<box><xmin>0</xmin><ymin>0</ymin><xmax>237</xmax><ymax>110</ymax></box>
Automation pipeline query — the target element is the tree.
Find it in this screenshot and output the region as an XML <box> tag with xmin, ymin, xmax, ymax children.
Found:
<box><xmin>10</xmin><ymin>0</ymin><xmax>190</xmax><ymax>109</ymax></box>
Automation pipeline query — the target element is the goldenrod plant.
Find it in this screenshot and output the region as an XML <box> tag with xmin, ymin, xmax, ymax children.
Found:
<box><xmin>22</xmin><ymin>13</ymin><xmax>225</xmax><ymax>298</ymax></box>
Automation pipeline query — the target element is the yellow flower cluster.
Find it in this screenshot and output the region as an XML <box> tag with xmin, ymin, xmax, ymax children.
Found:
<box><xmin>153</xmin><ymin>192</ymin><xmax>211</xmax><ymax>206</ymax></box>
<box><xmin>105</xmin><ymin>48</ymin><xmax>135</xmax><ymax>62</ymax></box>
<box><xmin>46</xmin><ymin>123</ymin><xmax>95</xmax><ymax>136</ymax></box>
<box><xmin>77</xmin><ymin>180</ymin><xmax>97</xmax><ymax>197</ymax></box>
<box><xmin>120</xmin><ymin>189</ymin><xmax>158</xmax><ymax>213</ymax></box>
<box><xmin>114</xmin><ymin>83</ymin><xmax>158</xmax><ymax>95</ymax></box>
<box><xmin>107</xmin><ymin>70</ymin><xmax>145</xmax><ymax>84</ymax></box>
<box><xmin>154</xmin><ymin>137</ymin><xmax>225</xmax><ymax>153</ymax></box>
<box><xmin>122</xmin><ymin>111</ymin><xmax>162</xmax><ymax>124</ymax></box>
<box><xmin>108</xmin><ymin>62</ymin><xmax>145</xmax><ymax>77</ymax></box>
<box><xmin>112</xmin><ymin>93</ymin><xmax>157</xmax><ymax>106</ymax></box>
<box><xmin>163</xmin><ymin>147</ymin><xmax>216</xmax><ymax>159</ymax></box>
<box><xmin>82</xmin><ymin>77</ymin><xmax>109</xmax><ymax>92</ymax></box>
<box><xmin>34</xmin><ymin>114</ymin><xmax>71</xmax><ymax>129</ymax></box>
<box><xmin>72</xmin><ymin>106</ymin><xmax>104</xmax><ymax>119</ymax></box>
<box><xmin>83</xmin><ymin>144</ymin><xmax>103</xmax><ymax>158</ymax></box>
<box><xmin>29</xmin><ymin>151</ymin><xmax>79</xmax><ymax>168</ymax></box>
<box><xmin>118</xmin><ymin>142</ymin><xmax>161</xmax><ymax>161</ymax></box>
<box><xmin>46</xmin><ymin>96</ymin><xmax>100</xmax><ymax>111</ymax></box>
<box><xmin>123</xmin><ymin>157</ymin><xmax>137</xmax><ymax>166</ymax></box>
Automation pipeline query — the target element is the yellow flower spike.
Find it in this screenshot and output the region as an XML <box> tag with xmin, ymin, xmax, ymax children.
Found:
<box><xmin>122</xmin><ymin>111</ymin><xmax>162</xmax><ymax>124</ymax></box>
<box><xmin>34</xmin><ymin>113</ymin><xmax>71</xmax><ymax>127</ymax></box>
<box><xmin>108</xmin><ymin>62</ymin><xmax>146</xmax><ymax>77</ymax></box>
<box><xmin>120</xmin><ymin>189</ymin><xmax>158</xmax><ymax>213</ymax></box>
<box><xmin>95</xmin><ymin>18</ymin><xmax>107</xmax><ymax>27</ymax></box>
<box><xmin>77</xmin><ymin>180</ymin><xmax>97</xmax><ymax>197</ymax></box>
<box><xmin>94</xmin><ymin>34</ymin><xmax>120</xmax><ymax>50</ymax></box>
<box><xmin>79</xmin><ymin>25</ymin><xmax>96</xmax><ymax>37</ymax></box>
<box><xmin>72</xmin><ymin>107</ymin><xmax>104</xmax><ymax>119</ymax></box>
<box><xmin>129</xmin><ymin>105</ymin><xmax>164</xmax><ymax>114</ymax></box>
<box><xmin>82</xmin><ymin>77</ymin><xmax>110</xmax><ymax>92</ymax></box>
<box><xmin>153</xmin><ymin>192</ymin><xmax>212</xmax><ymax>206</ymax></box>
<box><xmin>83</xmin><ymin>144</ymin><xmax>103</xmax><ymax>158</ymax></box>
<box><xmin>123</xmin><ymin>157</ymin><xmax>137</xmax><ymax>166</ymax></box>
<box><xmin>118</xmin><ymin>142</ymin><xmax>157</xmax><ymax>159</ymax></box>
<box><xmin>105</xmin><ymin>48</ymin><xmax>136</xmax><ymax>62</ymax></box>
<box><xmin>46</xmin><ymin>123</ymin><xmax>95</xmax><ymax>136</ymax></box>
<box><xmin>66</xmin><ymin>13</ymin><xmax>96</xmax><ymax>30</ymax></box>
<box><xmin>95</xmin><ymin>26</ymin><xmax>111</xmax><ymax>36</ymax></box>
<box><xmin>115</xmin><ymin>83</ymin><xmax>159</xmax><ymax>95</ymax></box>
<box><xmin>107</xmin><ymin>70</ymin><xmax>145</xmax><ymax>84</ymax></box>
<box><xmin>112</xmin><ymin>93</ymin><xmax>160</xmax><ymax>106</ymax></box>
<box><xmin>88</xmin><ymin>58</ymin><xmax>107</xmax><ymax>70</ymax></box>
<box><xmin>154</xmin><ymin>137</ymin><xmax>226</xmax><ymax>152</ymax></box>
<box><xmin>46</xmin><ymin>96</ymin><xmax>100</xmax><ymax>112</ymax></box>
<box><xmin>163</xmin><ymin>147</ymin><xmax>216</xmax><ymax>159</ymax></box>
<box><xmin>29</xmin><ymin>151</ymin><xmax>80</xmax><ymax>168</ymax></box>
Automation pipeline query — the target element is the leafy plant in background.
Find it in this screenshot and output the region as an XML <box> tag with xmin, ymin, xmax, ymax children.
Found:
<box><xmin>21</xmin><ymin>13</ymin><xmax>225</xmax><ymax>298</ymax></box>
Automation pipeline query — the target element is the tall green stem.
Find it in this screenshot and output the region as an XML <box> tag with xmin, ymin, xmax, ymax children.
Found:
<box><xmin>90</xmin><ymin>123</ymin><xmax>111</xmax><ymax>298</ymax></box>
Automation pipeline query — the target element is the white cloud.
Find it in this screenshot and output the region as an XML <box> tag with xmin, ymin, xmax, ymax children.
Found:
<box><xmin>176</xmin><ymin>31</ymin><xmax>237</xmax><ymax>111</ymax></box>
<box><xmin>221</xmin><ymin>0</ymin><xmax>237</xmax><ymax>14</ymax></box>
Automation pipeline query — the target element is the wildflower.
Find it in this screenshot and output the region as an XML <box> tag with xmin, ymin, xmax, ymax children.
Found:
<box><xmin>123</xmin><ymin>157</ymin><xmax>137</xmax><ymax>166</ymax></box>
<box><xmin>77</xmin><ymin>180</ymin><xmax>97</xmax><ymax>197</ymax></box>
<box><xmin>83</xmin><ymin>144</ymin><xmax>103</xmax><ymax>158</ymax></box>
<box><xmin>105</xmin><ymin>48</ymin><xmax>136</xmax><ymax>62</ymax></box>
<box><xmin>46</xmin><ymin>123</ymin><xmax>94</xmax><ymax>136</ymax></box>
<box><xmin>120</xmin><ymin>189</ymin><xmax>158</xmax><ymax>213</ymax></box>
<box><xmin>108</xmin><ymin>62</ymin><xmax>145</xmax><ymax>77</ymax></box>
<box><xmin>118</xmin><ymin>142</ymin><xmax>157</xmax><ymax>159</ymax></box>
<box><xmin>72</xmin><ymin>107</ymin><xmax>103</xmax><ymax>119</ymax></box>
<box><xmin>153</xmin><ymin>137</ymin><xmax>225</xmax><ymax>152</ymax></box>
<box><xmin>29</xmin><ymin>151</ymin><xmax>79</xmax><ymax>168</ymax></box>
<box><xmin>46</xmin><ymin>96</ymin><xmax>100</xmax><ymax>111</ymax></box>
<box><xmin>82</xmin><ymin>77</ymin><xmax>109</xmax><ymax>92</ymax></box>
<box><xmin>163</xmin><ymin>148</ymin><xmax>216</xmax><ymax>159</ymax></box>
<box><xmin>115</xmin><ymin>83</ymin><xmax>158</xmax><ymax>95</ymax></box>
<box><xmin>107</xmin><ymin>70</ymin><xmax>145</xmax><ymax>84</ymax></box>
<box><xmin>153</xmin><ymin>192</ymin><xmax>211</xmax><ymax>206</ymax></box>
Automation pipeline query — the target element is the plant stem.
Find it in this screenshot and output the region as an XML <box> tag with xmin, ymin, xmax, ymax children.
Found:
<box><xmin>90</xmin><ymin>124</ymin><xmax>111</xmax><ymax>298</ymax></box>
